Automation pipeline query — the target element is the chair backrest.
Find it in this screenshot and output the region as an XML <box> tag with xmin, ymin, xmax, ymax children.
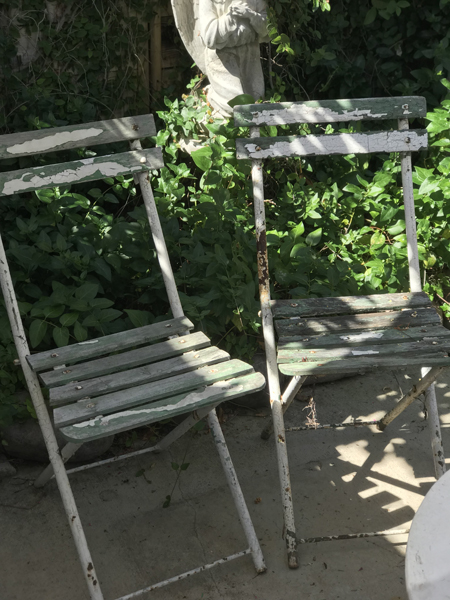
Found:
<box><xmin>234</xmin><ymin>96</ymin><xmax>428</xmax><ymax>295</ymax></box>
<box><xmin>0</xmin><ymin>115</ymin><xmax>163</xmax><ymax>196</ymax></box>
<box><xmin>0</xmin><ymin>114</ymin><xmax>184</xmax><ymax>320</ymax></box>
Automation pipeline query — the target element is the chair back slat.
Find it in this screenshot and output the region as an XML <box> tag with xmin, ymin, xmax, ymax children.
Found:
<box><xmin>233</xmin><ymin>96</ymin><xmax>427</xmax><ymax>127</ymax></box>
<box><xmin>0</xmin><ymin>147</ymin><xmax>163</xmax><ymax>196</ymax></box>
<box><xmin>236</xmin><ymin>129</ymin><xmax>427</xmax><ymax>160</ymax></box>
<box><xmin>0</xmin><ymin>114</ymin><xmax>156</xmax><ymax>160</ymax></box>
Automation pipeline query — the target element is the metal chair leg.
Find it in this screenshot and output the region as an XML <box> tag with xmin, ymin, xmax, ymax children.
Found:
<box><xmin>422</xmin><ymin>375</ymin><xmax>446</xmax><ymax>479</ymax></box>
<box><xmin>207</xmin><ymin>409</ymin><xmax>266</xmax><ymax>574</ymax></box>
<box><xmin>35</xmin><ymin>442</ymin><xmax>82</xmax><ymax>488</ymax></box>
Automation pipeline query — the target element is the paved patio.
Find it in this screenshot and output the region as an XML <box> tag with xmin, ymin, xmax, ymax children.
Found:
<box><xmin>1</xmin><ymin>368</ymin><xmax>449</xmax><ymax>600</ymax></box>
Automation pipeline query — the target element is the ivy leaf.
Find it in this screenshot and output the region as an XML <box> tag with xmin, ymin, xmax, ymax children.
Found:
<box><xmin>305</xmin><ymin>228</ymin><xmax>323</xmax><ymax>246</ymax></box>
<box><xmin>74</xmin><ymin>321</ymin><xmax>88</xmax><ymax>342</ymax></box>
<box><xmin>60</xmin><ymin>312</ymin><xmax>79</xmax><ymax>327</ymax></box>
<box><xmin>29</xmin><ymin>319</ymin><xmax>48</xmax><ymax>348</ymax></box>
<box><xmin>124</xmin><ymin>309</ymin><xmax>151</xmax><ymax>328</ymax></box>
<box><xmin>227</xmin><ymin>93</ymin><xmax>256</xmax><ymax>108</ymax></box>
<box><xmin>53</xmin><ymin>326</ymin><xmax>69</xmax><ymax>347</ymax></box>
<box><xmin>191</xmin><ymin>147</ymin><xmax>213</xmax><ymax>172</ymax></box>
<box><xmin>364</xmin><ymin>6</ymin><xmax>377</xmax><ymax>24</ymax></box>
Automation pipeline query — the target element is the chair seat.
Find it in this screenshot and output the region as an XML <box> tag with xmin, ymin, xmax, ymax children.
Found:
<box><xmin>26</xmin><ymin>316</ymin><xmax>265</xmax><ymax>443</ymax></box>
<box><xmin>273</xmin><ymin>292</ymin><xmax>450</xmax><ymax>376</ymax></box>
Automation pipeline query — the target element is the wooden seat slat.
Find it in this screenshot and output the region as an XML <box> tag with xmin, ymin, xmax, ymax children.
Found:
<box><xmin>279</xmin><ymin>355</ymin><xmax>450</xmax><ymax>376</ymax></box>
<box><xmin>236</xmin><ymin>130</ymin><xmax>427</xmax><ymax>161</ymax></box>
<box><xmin>233</xmin><ymin>96</ymin><xmax>427</xmax><ymax>127</ymax></box>
<box><xmin>278</xmin><ymin>339</ymin><xmax>450</xmax><ymax>364</ymax></box>
<box><xmin>53</xmin><ymin>359</ymin><xmax>254</xmax><ymax>428</ymax></box>
<box><xmin>40</xmin><ymin>331</ymin><xmax>211</xmax><ymax>388</ymax></box>
<box><xmin>27</xmin><ymin>316</ymin><xmax>194</xmax><ymax>372</ymax></box>
<box><xmin>271</xmin><ymin>292</ymin><xmax>431</xmax><ymax>319</ymax></box>
<box><xmin>275</xmin><ymin>307</ymin><xmax>441</xmax><ymax>338</ymax></box>
<box><xmin>0</xmin><ymin>148</ymin><xmax>164</xmax><ymax>197</ymax></box>
<box><xmin>59</xmin><ymin>373</ymin><xmax>266</xmax><ymax>443</ymax></box>
<box><xmin>0</xmin><ymin>115</ymin><xmax>156</xmax><ymax>160</ymax></box>
<box><xmin>278</xmin><ymin>325</ymin><xmax>450</xmax><ymax>351</ymax></box>
<box><xmin>50</xmin><ymin>347</ymin><xmax>230</xmax><ymax>406</ymax></box>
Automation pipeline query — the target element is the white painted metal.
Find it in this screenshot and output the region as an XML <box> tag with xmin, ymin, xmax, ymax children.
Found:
<box><xmin>261</xmin><ymin>375</ymin><xmax>307</xmax><ymax>440</ymax></box>
<box><xmin>422</xmin><ymin>367</ymin><xmax>446</xmax><ymax>479</ymax></box>
<box><xmin>250</xmin><ymin>127</ymin><xmax>298</xmax><ymax>569</ymax></box>
<box><xmin>207</xmin><ymin>408</ymin><xmax>266</xmax><ymax>573</ymax></box>
<box><xmin>399</xmin><ymin>119</ymin><xmax>422</xmax><ymax>294</ymax></box>
<box><xmin>397</xmin><ymin>118</ymin><xmax>446</xmax><ymax>479</ymax></box>
<box><xmin>114</xmin><ymin>549</ymin><xmax>252</xmax><ymax>599</ymax></box>
<box><xmin>406</xmin><ymin>469</ymin><xmax>450</xmax><ymax>599</ymax></box>
<box><xmin>130</xmin><ymin>140</ymin><xmax>185</xmax><ymax>321</ymax></box>
<box><xmin>35</xmin><ymin>442</ymin><xmax>82</xmax><ymax>488</ymax></box>
<box><xmin>0</xmin><ymin>234</ymin><xmax>104</xmax><ymax>600</ymax></box>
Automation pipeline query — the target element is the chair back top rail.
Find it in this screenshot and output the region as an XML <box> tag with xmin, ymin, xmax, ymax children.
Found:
<box><xmin>236</xmin><ymin>129</ymin><xmax>427</xmax><ymax>160</ymax></box>
<box><xmin>0</xmin><ymin>115</ymin><xmax>156</xmax><ymax>160</ymax></box>
<box><xmin>233</xmin><ymin>96</ymin><xmax>426</xmax><ymax>127</ymax></box>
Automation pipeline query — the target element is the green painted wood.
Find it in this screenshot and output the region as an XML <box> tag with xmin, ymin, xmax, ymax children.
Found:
<box><xmin>53</xmin><ymin>359</ymin><xmax>254</xmax><ymax>428</ymax></box>
<box><xmin>59</xmin><ymin>372</ymin><xmax>266</xmax><ymax>443</ymax></box>
<box><xmin>0</xmin><ymin>115</ymin><xmax>156</xmax><ymax>159</ymax></box>
<box><xmin>279</xmin><ymin>355</ymin><xmax>450</xmax><ymax>376</ymax></box>
<box><xmin>271</xmin><ymin>292</ymin><xmax>431</xmax><ymax>319</ymax></box>
<box><xmin>28</xmin><ymin>316</ymin><xmax>194</xmax><ymax>372</ymax></box>
<box><xmin>40</xmin><ymin>331</ymin><xmax>211</xmax><ymax>388</ymax></box>
<box><xmin>0</xmin><ymin>148</ymin><xmax>164</xmax><ymax>197</ymax></box>
<box><xmin>236</xmin><ymin>130</ymin><xmax>428</xmax><ymax>160</ymax></box>
<box><xmin>278</xmin><ymin>325</ymin><xmax>450</xmax><ymax>351</ymax></box>
<box><xmin>50</xmin><ymin>346</ymin><xmax>230</xmax><ymax>406</ymax></box>
<box><xmin>233</xmin><ymin>97</ymin><xmax>426</xmax><ymax>127</ymax></box>
<box><xmin>278</xmin><ymin>339</ymin><xmax>450</xmax><ymax>363</ymax></box>
<box><xmin>275</xmin><ymin>308</ymin><xmax>441</xmax><ymax>338</ymax></box>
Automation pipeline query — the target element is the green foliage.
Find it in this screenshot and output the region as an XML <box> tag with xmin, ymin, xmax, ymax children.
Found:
<box><xmin>266</xmin><ymin>0</ymin><xmax>450</xmax><ymax>106</ymax></box>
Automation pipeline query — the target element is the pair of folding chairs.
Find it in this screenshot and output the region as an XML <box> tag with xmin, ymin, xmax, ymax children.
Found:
<box><xmin>0</xmin><ymin>96</ymin><xmax>447</xmax><ymax>596</ymax></box>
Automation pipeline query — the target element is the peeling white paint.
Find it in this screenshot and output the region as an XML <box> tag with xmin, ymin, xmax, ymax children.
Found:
<box><xmin>351</xmin><ymin>350</ymin><xmax>380</xmax><ymax>355</ymax></box>
<box><xmin>340</xmin><ymin>332</ymin><xmax>384</xmax><ymax>341</ymax></box>
<box><xmin>243</xmin><ymin>131</ymin><xmax>427</xmax><ymax>159</ymax></box>
<box><xmin>78</xmin><ymin>340</ymin><xmax>99</xmax><ymax>345</ymax></box>
<box><xmin>2</xmin><ymin>158</ymin><xmax>142</xmax><ymax>195</ymax></box>
<box><xmin>247</xmin><ymin>106</ymin><xmax>388</xmax><ymax>126</ymax></box>
<box><xmin>72</xmin><ymin>381</ymin><xmax>244</xmax><ymax>428</ymax></box>
<box><xmin>7</xmin><ymin>128</ymin><xmax>104</xmax><ymax>155</ymax></box>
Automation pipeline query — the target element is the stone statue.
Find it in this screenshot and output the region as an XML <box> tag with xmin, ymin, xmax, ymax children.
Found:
<box><xmin>171</xmin><ymin>0</ymin><xmax>269</xmax><ymax>117</ymax></box>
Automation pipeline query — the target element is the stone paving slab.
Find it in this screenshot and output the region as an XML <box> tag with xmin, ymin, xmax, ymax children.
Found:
<box><xmin>1</xmin><ymin>369</ymin><xmax>449</xmax><ymax>600</ymax></box>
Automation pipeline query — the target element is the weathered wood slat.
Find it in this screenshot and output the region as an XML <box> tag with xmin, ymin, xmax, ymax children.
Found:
<box><xmin>0</xmin><ymin>115</ymin><xmax>156</xmax><ymax>159</ymax></box>
<box><xmin>279</xmin><ymin>355</ymin><xmax>450</xmax><ymax>376</ymax></box>
<box><xmin>59</xmin><ymin>373</ymin><xmax>266</xmax><ymax>443</ymax></box>
<box><xmin>278</xmin><ymin>325</ymin><xmax>450</xmax><ymax>351</ymax></box>
<box><xmin>271</xmin><ymin>292</ymin><xmax>431</xmax><ymax>319</ymax></box>
<box><xmin>50</xmin><ymin>347</ymin><xmax>230</xmax><ymax>406</ymax></box>
<box><xmin>40</xmin><ymin>331</ymin><xmax>210</xmax><ymax>388</ymax></box>
<box><xmin>53</xmin><ymin>359</ymin><xmax>254</xmax><ymax>428</ymax></box>
<box><xmin>28</xmin><ymin>316</ymin><xmax>194</xmax><ymax>372</ymax></box>
<box><xmin>233</xmin><ymin>97</ymin><xmax>426</xmax><ymax>127</ymax></box>
<box><xmin>275</xmin><ymin>308</ymin><xmax>441</xmax><ymax>338</ymax></box>
<box><xmin>278</xmin><ymin>339</ymin><xmax>450</xmax><ymax>364</ymax></box>
<box><xmin>236</xmin><ymin>130</ymin><xmax>428</xmax><ymax>160</ymax></box>
<box><xmin>0</xmin><ymin>148</ymin><xmax>164</xmax><ymax>197</ymax></box>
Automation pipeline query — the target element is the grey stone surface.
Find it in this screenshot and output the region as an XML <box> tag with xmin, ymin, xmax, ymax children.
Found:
<box><xmin>1</xmin><ymin>369</ymin><xmax>449</xmax><ymax>599</ymax></box>
<box><xmin>0</xmin><ymin>452</ymin><xmax>16</xmax><ymax>480</ymax></box>
<box><xmin>1</xmin><ymin>419</ymin><xmax>114</xmax><ymax>463</ymax></box>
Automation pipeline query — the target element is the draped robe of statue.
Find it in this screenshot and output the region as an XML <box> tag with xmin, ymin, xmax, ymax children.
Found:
<box><xmin>172</xmin><ymin>0</ymin><xmax>269</xmax><ymax>117</ymax></box>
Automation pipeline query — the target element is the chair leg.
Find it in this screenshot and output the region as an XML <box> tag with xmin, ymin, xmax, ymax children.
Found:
<box><xmin>378</xmin><ymin>366</ymin><xmax>445</xmax><ymax>431</ymax></box>
<box><xmin>207</xmin><ymin>409</ymin><xmax>266</xmax><ymax>574</ymax></box>
<box><xmin>422</xmin><ymin>374</ymin><xmax>446</xmax><ymax>479</ymax></box>
<box><xmin>35</xmin><ymin>442</ymin><xmax>82</xmax><ymax>488</ymax></box>
<box><xmin>261</xmin><ymin>375</ymin><xmax>307</xmax><ymax>440</ymax></box>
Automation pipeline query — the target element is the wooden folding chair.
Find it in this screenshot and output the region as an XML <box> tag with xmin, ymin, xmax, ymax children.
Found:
<box><xmin>234</xmin><ymin>97</ymin><xmax>448</xmax><ymax>568</ymax></box>
<box><xmin>0</xmin><ymin>115</ymin><xmax>266</xmax><ymax>598</ymax></box>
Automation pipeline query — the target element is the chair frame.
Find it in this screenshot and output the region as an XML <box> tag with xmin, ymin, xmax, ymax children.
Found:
<box><xmin>0</xmin><ymin>115</ymin><xmax>266</xmax><ymax>599</ymax></box>
<box><xmin>234</xmin><ymin>96</ymin><xmax>447</xmax><ymax>568</ymax></box>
